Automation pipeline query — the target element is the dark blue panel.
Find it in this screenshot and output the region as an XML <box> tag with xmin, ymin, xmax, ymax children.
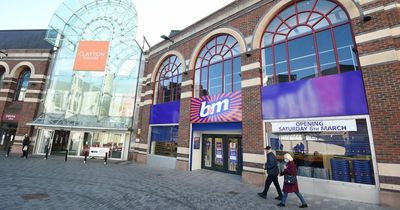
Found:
<box><xmin>150</xmin><ymin>101</ymin><xmax>180</xmax><ymax>124</ymax></box>
<box><xmin>262</xmin><ymin>71</ymin><xmax>369</xmax><ymax>120</ymax></box>
<box><xmin>192</xmin><ymin>122</ymin><xmax>242</xmax><ymax>131</ymax></box>
<box><xmin>151</xmin><ymin>126</ymin><xmax>178</xmax><ymax>142</ymax></box>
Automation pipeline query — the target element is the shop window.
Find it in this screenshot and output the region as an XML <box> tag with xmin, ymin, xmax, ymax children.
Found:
<box><xmin>265</xmin><ymin>119</ymin><xmax>375</xmax><ymax>185</ymax></box>
<box><xmin>261</xmin><ymin>0</ymin><xmax>359</xmax><ymax>86</ymax></box>
<box><xmin>155</xmin><ymin>55</ymin><xmax>183</xmax><ymax>104</ymax></box>
<box><xmin>14</xmin><ymin>69</ymin><xmax>31</xmax><ymax>101</ymax></box>
<box><xmin>194</xmin><ymin>34</ymin><xmax>241</xmax><ymax>97</ymax></box>
<box><xmin>150</xmin><ymin>126</ymin><xmax>178</xmax><ymax>157</ymax></box>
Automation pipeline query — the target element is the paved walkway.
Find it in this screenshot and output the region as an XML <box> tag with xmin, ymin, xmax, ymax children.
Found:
<box><xmin>0</xmin><ymin>153</ymin><xmax>395</xmax><ymax>210</ymax></box>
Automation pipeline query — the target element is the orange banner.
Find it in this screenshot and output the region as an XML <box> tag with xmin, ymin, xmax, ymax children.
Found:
<box><xmin>73</xmin><ymin>41</ymin><xmax>109</xmax><ymax>71</ymax></box>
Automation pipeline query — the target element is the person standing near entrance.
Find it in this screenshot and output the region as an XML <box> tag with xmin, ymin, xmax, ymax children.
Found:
<box><xmin>21</xmin><ymin>133</ymin><xmax>30</xmax><ymax>159</ymax></box>
<box><xmin>277</xmin><ymin>153</ymin><xmax>308</xmax><ymax>208</ymax></box>
<box><xmin>258</xmin><ymin>146</ymin><xmax>283</xmax><ymax>200</ymax></box>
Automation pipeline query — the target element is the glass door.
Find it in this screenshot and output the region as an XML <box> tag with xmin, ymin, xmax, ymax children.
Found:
<box><xmin>214</xmin><ymin>137</ymin><xmax>224</xmax><ymax>171</ymax></box>
<box><xmin>228</xmin><ymin>137</ymin><xmax>239</xmax><ymax>173</ymax></box>
<box><xmin>68</xmin><ymin>131</ymin><xmax>83</xmax><ymax>156</ymax></box>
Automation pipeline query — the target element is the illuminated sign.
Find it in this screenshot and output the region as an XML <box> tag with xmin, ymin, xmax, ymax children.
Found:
<box><xmin>73</xmin><ymin>41</ymin><xmax>109</xmax><ymax>71</ymax></box>
<box><xmin>191</xmin><ymin>91</ymin><xmax>242</xmax><ymax>123</ymax></box>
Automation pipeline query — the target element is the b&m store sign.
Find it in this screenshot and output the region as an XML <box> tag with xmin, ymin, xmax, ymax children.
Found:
<box><xmin>190</xmin><ymin>91</ymin><xmax>242</xmax><ymax>123</ymax></box>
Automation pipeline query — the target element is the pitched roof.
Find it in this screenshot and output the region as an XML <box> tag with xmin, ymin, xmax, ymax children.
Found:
<box><xmin>0</xmin><ymin>29</ymin><xmax>53</xmax><ymax>49</ymax></box>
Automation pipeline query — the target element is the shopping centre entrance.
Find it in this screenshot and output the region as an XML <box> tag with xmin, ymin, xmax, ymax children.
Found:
<box><xmin>202</xmin><ymin>134</ymin><xmax>242</xmax><ymax>175</ymax></box>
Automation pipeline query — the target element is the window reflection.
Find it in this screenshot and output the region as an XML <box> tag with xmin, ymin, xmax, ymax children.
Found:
<box><xmin>155</xmin><ymin>55</ymin><xmax>183</xmax><ymax>104</ymax></box>
<box><xmin>15</xmin><ymin>69</ymin><xmax>31</xmax><ymax>101</ymax></box>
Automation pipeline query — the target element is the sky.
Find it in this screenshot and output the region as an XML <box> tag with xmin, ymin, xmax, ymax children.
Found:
<box><xmin>0</xmin><ymin>0</ymin><xmax>234</xmax><ymax>48</ymax></box>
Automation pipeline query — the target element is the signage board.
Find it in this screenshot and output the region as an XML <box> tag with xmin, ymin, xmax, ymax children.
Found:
<box><xmin>2</xmin><ymin>114</ymin><xmax>19</xmax><ymax>122</ymax></box>
<box><xmin>89</xmin><ymin>147</ymin><xmax>110</xmax><ymax>157</ymax></box>
<box><xmin>190</xmin><ymin>91</ymin><xmax>242</xmax><ymax>123</ymax></box>
<box><xmin>73</xmin><ymin>41</ymin><xmax>109</xmax><ymax>71</ymax></box>
<box><xmin>271</xmin><ymin>119</ymin><xmax>357</xmax><ymax>133</ymax></box>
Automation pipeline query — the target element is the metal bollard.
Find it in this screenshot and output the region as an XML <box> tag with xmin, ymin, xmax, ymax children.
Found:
<box><xmin>65</xmin><ymin>150</ymin><xmax>68</xmax><ymax>162</ymax></box>
<box><xmin>44</xmin><ymin>147</ymin><xmax>49</xmax><ymax>160</ymax></box>
<box><xmin>6</xmin><ymin>146</ymin><xmax>11</xmax><ymax>157</ymax></box>
<box><xmin>104</xmin><ymin>152</ymin><xmax>107</xmax><ymax>165</ymax></box>
<box><xmin>84</xmin><ymin>152</ymin><xmax>87</xmax><ymax>164</ymax></box>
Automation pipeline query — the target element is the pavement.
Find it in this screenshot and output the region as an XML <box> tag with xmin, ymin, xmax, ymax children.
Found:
<box><xmin>0</xmin><ymin>152</ymin><xmax>396</xmax><ymax>210</ymax></box>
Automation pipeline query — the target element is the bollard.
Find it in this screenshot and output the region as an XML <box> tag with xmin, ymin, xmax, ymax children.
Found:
<box><xmin>65</xmin><ymin>150</ymin><xmax>68</xmax><ymax>162</ymax></box>
<box><xmin>84</xmin><ymin>152</ymin><xmax>87</xmax><ymax>164</ymax></box>
<box><xmin>104</xmin><ymin>152</ymin><xmax>107</xmax><ymax>165</ymax></box>
<box><xmin>6</xmin><ymin>146</ymin><xmax>11</xmax><ymax>157</ymax></box>
<box><xmin>44</xmin><ymin>147</ymin><xmax>49</xmax><ymax>160</ymax></box>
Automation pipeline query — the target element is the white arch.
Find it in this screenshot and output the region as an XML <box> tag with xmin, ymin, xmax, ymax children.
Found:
<box><xmin>0</xmin><ymin>61</ymin><xmax>11</xmax><ymax>75</ymax></box>
<box><xmin>150</xmin><ymin>50</ymin><xmax>186</xmax><ymax>84</ymax></box>
<box><xmin>189</xmin><ymin>27</ymin><xmax>247</xmax><ymax>71</ymax></box>
<box><xmin>252</xmin><ymin>0</ymin><xmax>361</xmax><ymax>49</ymax></box>
<box><xmin>9</xmin><ymin>61</ymin><xmax>36</xmax><ymax>79</ymax></box>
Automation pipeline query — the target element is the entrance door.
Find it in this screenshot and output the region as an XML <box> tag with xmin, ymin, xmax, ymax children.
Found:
<box><xmin>202</xmin><ymin>134</ymin><xmax>242</xmax><ymax>174</ymax></box>
<box><xmin>50</xmin><ymin>130</ymin><xmax>69</xmax><ymax>156</ymax></box>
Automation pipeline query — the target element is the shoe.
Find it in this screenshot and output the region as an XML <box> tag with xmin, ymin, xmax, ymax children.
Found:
<box><xmin>275</xmin><ymin>196</ymin><xmax>282</xmax><ymax>200</ymax></box>
<box><xmin>299</xmin><ymin>204</ymin><xmax>308</xmax><ymax>208</ymax></box>
<box><xmin>277</xmin><ymin>203</ymin><xmax>285</xmax><ymax>207</ymax></box>
<box><xmin>257</xmin><ymin>193</ymin><xmax>266</xmax><ymax>199</ymax></box>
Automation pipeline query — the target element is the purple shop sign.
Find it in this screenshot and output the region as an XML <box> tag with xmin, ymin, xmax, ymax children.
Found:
<box><xmin>150</xmin><ymin>101</ymin><xmax>180</xmax><ymax>124</ymax></box>
<box><xmin>262</xmin><ymin>71</ymin><xmax>369</xmax><ymax>120</ymax></box>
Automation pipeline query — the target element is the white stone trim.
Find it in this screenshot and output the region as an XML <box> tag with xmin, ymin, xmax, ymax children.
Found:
<box><xmin>241</xmin><ymin>78</ymin><xmax>261</xmax><ymax>88</ymax></box>
<box><xmin>134</xmin><ymin>150</ymin><xmax>147</xmax><ymax>155</ymax></box>
<box><xmin>355</xmin><ymin>26</ymin><xmax>400</xmax><ymax>44</ymax></box>
<box><xmin>243</xmin><ymin>166</ymin><xmax>265</xmax><ymax>173</ymax></box>
<box><xmin>380</xmin><ymin>183</ymin><xmax>400</xmax><ymax>191</ymax></box>
<box><xmin>378</xmin><ymin>163</ymin><xmax>400</xmax><ymax>177</ymax></box>
<box><xmin>359</xmin><ymin>49</ymin><xmax>400</xmax><ymax>67</ymax></box>
<box><xmin>134</xmin><ymin>142</ymin><xmax>148</xmax><ymax>150</ymax></box>
<box><xmin>364</xmin><ymin>3</ymin><xmax>400</xmax><ymax>15</ymax></box>
<box><xmin>7</xmin><ymin>52</ymin><xmax>51</xmax><ymax>58</ymax></box>
<box><xmin>180</xmin><ymin>91</ymin><xmax>192</xmax><ymax>99</ymax></box>
<box><xmin>245</xmin><ymin>35</ymin><xmax>253</xmax><ymax>47</ymax></box>
<box><xmin>177</xmin><ymin>147</ymin><xmax>189</xmax><ymax>155</ymax></box>
<box><xmin>31</xmin><ymin>74</ymin><xmax>47</xmax><ymax>79</ymax></box>
<box><xmin>0</xmin><ymin>97</ymin><xmax>12</xmax><ymax>102</ymax></box>
<box><xmin>181</xmin><ymin>80</ymin><xmax>193</xmax><ymax>87</ymax></box>
<box><xmin>26</xmin><ymin>89</ymin><xmax>43</xmax><ymax>94</ymax></box>
<box><xmin>13</xmin><ymin>142</ymin><xmax>22</xmax><ymax>145</ymax></box>
<box><xmin>2</xmin><ymin>80</ymin><xmax>16</xmax><ymax>84</ymax></box>
<box><xmin>14</xmin><ymin>135</ymin><xmax>24</xmax><ymax>141</ymax></box>
<box><xmin>144</xmin><ymin>90</ymin><xmax>153</xmax><ymax>96</ymax></box>
<box><xmin>23</xmin><ymin>98</ymin><xmax>41</xmax><ymax>103</ymax></box>
<box><xmin>177</xmin><ymin>157</ymin><xmax>189</xmax><ymax>161</ymax></box>
<box><xmin>0</xmin><ymin>89</ymin><xmax>14</xmax><ymax>93</ymax></box>
<box><xmin>358</xmin><ymin>0</ymin><xmax>377</xmax><ymax>5</ymax></box>
<box><xmin>241</xmin><ymin>62</ymin><xmax>260</xmax><ymax>72</ymax></box>
<box><xmin>243</xmin><ymin>153</ymin><xmax>265</xmax><ymax>164</ymax></box>
<box><xmin>141</xmin><ymin>99</ymin><xmax>152</xmax><ymax>106</ymax></box>
<box><xmin>28</xmin><ymin>80</ymin><xmax>45</xmax><ymax>84</ymax></box>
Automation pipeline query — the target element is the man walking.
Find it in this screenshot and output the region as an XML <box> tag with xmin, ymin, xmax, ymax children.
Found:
<box><xmin>258</xmin><ymin>146</ymin><xmax>283</xmax><ymax>200</ymax></box>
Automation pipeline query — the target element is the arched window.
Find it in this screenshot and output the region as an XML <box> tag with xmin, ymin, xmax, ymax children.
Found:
<box><xmin>194</xmin><ymin>34</ymin><xmax>241</xmax><ymax>97</ymax></box>
<box><xmin>261</xmin><ymin>0</ymin><xmax>359</xmax><ymax>85</ymax></box>
<box><xmin>14</xmin><ymin>69</ymin><xmax>31</xmax><ymax>101</ymax></box>
<box><xmin>155</xmin><ymin>55</ymin><xmax>183</xmax><ymax>104</ymax></box>
<box><xmin>0</xmin><ymin>66</ymin><xmax>5</xmax><ymax>88</ymax></box>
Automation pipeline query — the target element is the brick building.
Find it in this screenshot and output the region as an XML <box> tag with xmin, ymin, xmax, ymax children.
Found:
<box><xmin>0</xmin><ymin>30</ymin><xmax>53</xmax><ymax>155</ymax></box>
<box><xmin>133</xmin><ymin>0</ymin><xmax>399</xmax><ymax>207</ymax></box>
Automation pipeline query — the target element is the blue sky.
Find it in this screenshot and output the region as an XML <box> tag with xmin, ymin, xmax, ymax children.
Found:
<box><xmin>0</xmin><ymin>0</ymin><xmax>234</xmax><ymax>46</ymax></box>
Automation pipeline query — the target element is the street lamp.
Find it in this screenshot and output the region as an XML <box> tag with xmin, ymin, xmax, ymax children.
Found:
<box><xmin>161</xmin><ymin>35</ymin><xmax>174</xmax><ymax>43</ymax></box>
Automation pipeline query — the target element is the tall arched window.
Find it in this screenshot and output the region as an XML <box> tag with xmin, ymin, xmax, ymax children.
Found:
<box><xmin>155</xmin><ymin>55</ymin><xmax>183</xmax><ymax>104</ymax></box>
<box><xmin>194</xmin><ymin>34</ymin><xmax>241</xmax><ymax>97</ymax></box>
<box><xmin>14</xmin><ymin>69</ymin><xmax>31</xmax><ymax>101</ymax></box>
<box><xmin>261</xmin><ymin>0</ymin><xmax>359</xmax><ymax>85</ymax></box>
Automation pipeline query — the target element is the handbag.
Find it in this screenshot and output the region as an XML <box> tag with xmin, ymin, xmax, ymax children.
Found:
<box><xmin>22</xmin><ymin>145</ymin><xmax>28</xmax><ymax>151</ymax></box>
<box><xmin>284</xmin><ymin>175</ymin><xmax>297</xmax><ymax>184</ymax></box>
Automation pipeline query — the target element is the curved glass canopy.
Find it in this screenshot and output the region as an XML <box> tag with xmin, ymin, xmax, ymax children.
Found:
<box><xmin>32</xmin><ymin>0</ymin><xmax>141</xmax><ymax>130</ymax></box>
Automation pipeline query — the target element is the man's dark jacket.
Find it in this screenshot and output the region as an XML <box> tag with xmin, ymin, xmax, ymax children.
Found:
<box><xmin>265</xmin><ymin>152</ymin><xmax>279</xmax><ymax>176</ymax></box>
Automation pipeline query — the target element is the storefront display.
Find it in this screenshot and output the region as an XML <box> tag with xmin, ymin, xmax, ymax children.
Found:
<box><xmin>150</xmin><ymin>126</ymin><xmax>178</xmax><ymax>157</ymax></box>
<box><xmin>266</xmin><ymin>119</ymin><xmax>375</xmax><ymax>185</ymax></box>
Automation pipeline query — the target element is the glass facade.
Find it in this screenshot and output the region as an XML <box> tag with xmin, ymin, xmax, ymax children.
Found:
<box><xmin>261</xmin><ymin>0</ymin><xmax>359</xmax><ymax>85</ymax></box>
<box><xmin>194</xmin><ymin>34</ymin><xmax>241</xmax><ymax>97</ymax></box>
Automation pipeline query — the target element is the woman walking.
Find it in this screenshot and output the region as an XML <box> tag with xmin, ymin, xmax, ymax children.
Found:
<box><xmin>277</xmin><ymin>153</ymin><xmax>308</xmax><ymax>208</ymax></box>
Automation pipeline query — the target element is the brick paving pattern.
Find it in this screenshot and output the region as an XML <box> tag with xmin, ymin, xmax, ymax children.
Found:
<box><xmin>0</xmin><ymin>153</ymin><xmax>396</xmax><ymax>210</ymax></box>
